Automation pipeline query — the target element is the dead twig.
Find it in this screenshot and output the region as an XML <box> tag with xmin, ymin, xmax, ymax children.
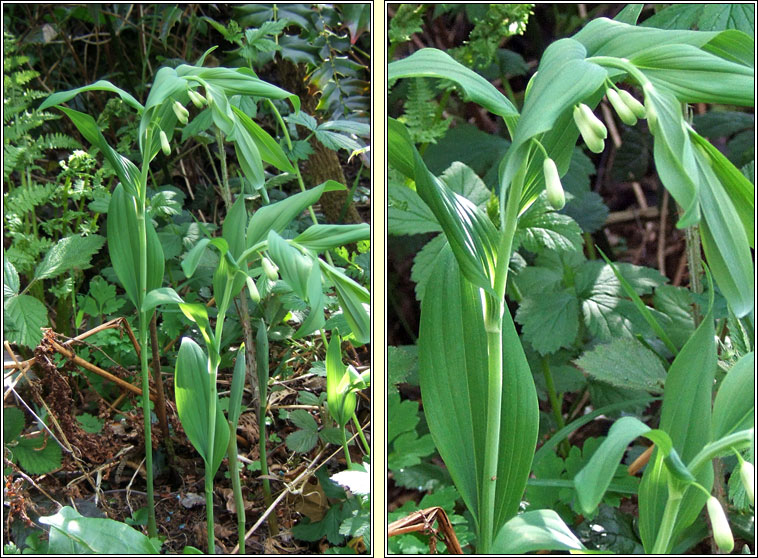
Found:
<box><xmin>388</xmin><ymin>507</ymin><xmax>464</xmax><ymax>554</ymax></box>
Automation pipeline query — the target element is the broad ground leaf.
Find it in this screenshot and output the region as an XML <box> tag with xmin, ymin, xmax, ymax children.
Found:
<box><xmin>4</xmin><ymin>257</ymin><xmax>19</xmax><ymax>297</ymax></box>
<box><xmin>419</xmin><ymin>245</ymin><xmax>538</xmax><ymax>538</ymax></box>
<box><xmin>410</xmin><ymin>234</ymin><xmax>447</xmax><ymax>302</ymax></box>
<box><xmin>34</xmin><ymin>234</ymin><xmax>105</xmax><ymax>280</ymax></box>
<box><xmin>4</xmin><ymin>407</ymin><xmax>25</xmax><ymax>441</ymax></box>
<box><xmin>387</xmin><ymin>179</ymin><xmax>438</xmax><ymax>236</ymax></box>
<box><xmin>514</xmin><ymin>195</ymin><xmax>584</xmax><ymax>254</ymax></box>
<box><xmin>40</xmin><ymin>506</ymin><xmax>159</xmax><ymax>554</ymax></box>
<box><xmin>638</xmin><ymin>310</ymin><xmax>716</xmax><ymax>552</ymax></box>
<box><xmin>516</xmin><ymin>290</ymin><xmax>579</xmax><ymax>355</ymax></box>
<box><xmin>174</xmin><ymin>337</ymin><xmax>229</xmax><ymax>475</ymax></box>
<box><xmin>642</xmin><ymin>3</ymin><xmax>754</xmax><ymax>34</ymax></box>
<box><xmin>4</xmin><ymin>294</ymin><xmax>47</xmax><ymax>348</ymax></box>
<box><xmin>107</xmin><ymin>185</ymin><xmax>164</xmax><ymax>309</ymax></box>
<box><xmin>492</xmin><ymin>510</ymin><xmax>585</xmax><ymax>554</ymax></box>
<box><xmin>10</xmin><ymin>435</ymin><xmax>62</xmax><ymax>475</ymax></box>
<box><xmin>574</xmin><ymin>338</ymin><xmax>666</xmax><ymax>393</ymax></box>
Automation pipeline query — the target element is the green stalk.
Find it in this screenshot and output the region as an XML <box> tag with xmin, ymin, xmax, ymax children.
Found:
<box><xmin>351</xmin><ymin>413</ymin><xmax>370</xmax><ymax>455</ymax></box>
<box><xmin>227</xmin><ymin>422</ymin><xmax>246</xmax><ymax>554</ymax></box>
<box><xmin>340</xmin><ymin>425</ymin><xmax>354</xmax><ymax>469</ymax></box>
<box><xmin>651</xmin><ymin>484</ymin><xmax>684</xmax><ymax>554</ymax></box>
<box><xmin>541</xmin><ymin>356</ymin><xmax>569</xmax><ymax>458</ymax></box>
<box><xmin>205</xmin><ymin>356</ymin><xmax>218</xmax><ymax>553</ymax></box>
<box><xmin>258</xmin><ymin>398</ymin><xmax>279</xmax><ymax>535</ymax></box>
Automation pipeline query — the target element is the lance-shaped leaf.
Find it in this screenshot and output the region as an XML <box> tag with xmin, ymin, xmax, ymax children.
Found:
<box><xmin>294</xmin><ymin>262</ymin><xmax>326</xmax><ymax>339</ymax></box>
<box><xmin>418</xmin><ymin>245</ymin><xmax>538</xmax><ymax>536</ymax></box>
<box><xmin>174</xmin><ymin>337</ymin><xmax>229</xmax><ymax>476</ymax></box>
<box><xmin>245</xmin><ymin>180</ymin><xmax>344</xmax><ymax>249</ymax></box>
<box><xmin>499</xmin><ymin>39</ymin><xmax>607</xmax><ymax>211</ymax></box>
<box><xmin>59</xmin><ymin>108</ymin><xmax>142</xmax><ymax>199</ymax></box>
<box><xmin>267</xmin><ymin>231</ymin><xmax>311</xmax><ymax>300</ymax></box>
<box><xmin>231</xmin><ymin>105</ymin><xmax>296</xmax><ymax>173</ymax></box>
<box><xmin>388</xmin><ymin>48</ymin><xmax>518</xmax><ymax>130</ymax></box>
<box><xmin>222</xmin><ymin>195</ymin><xmax>248</xmax><ymax>261</ymax></box>
<box><xmin>138</xmin><ymin>66</ymin><xmax>187</xmax><ymax>154</ymax></box>
<box><xmin>142</xmin><ymin>287</ymin><xmax>183</xmax><ymax>314</ymax></box>
<box><xmin>107</xmin><ymin>185</ymin><xmax>164</xmax><ymax>309</ymax></box>
<box><xmin>319</xmin><ymin>260</ymin><xmax>370</xmax><ymax>345</ymax></box>
<box><xmin>638</xmin><ymin>308</ymin><xmax>717</xmax><ymax>552</ymax></box>
<box><xmin>178</xmin><ymin>303</ymin><xmax>215</xmax><ymax>350</ymax></box>
<box><xmin>390</xmin><ymin>118</ymin><xmax>498</xmax><ymax>293</ymax></box>
<box><xmin>712</xmin><ymin>352</ymin><xmax>754</xmax><ymax>439</ymax></box>
<box><xmin>39</xmin><ymin>80</ymin><xmax>143</xmax><ymax>113</ymax></box>
<box><xmin>326</xmin><ymin>334</ymin><xmax>356</xmax><ymax>428</ymax></box>
<box><xmin>630</xmin><ymin>44</ymin><xmax>754</xmax><ymax>106</ymax></box>
<box><xmin>231</xmin><ymin>120</ymin><xmax>265</xmax><ymax>192</ymax></box>
<box><xmin>294</xmin><ymin>224</ymin><xmax>370</xmax><ymax>252</ymax></box>
<box><xmin>228</xmin><ymin>345</ymin><xmax>247</xmax><ymax>428</ymax></box>
<box><xmin>176</xmin><ymin>65</ymin><xmax>300</xmax><ymax>112</ymax></box>
<box><xmin>492</xmin><ymin>510</ymin><xmax>585</xmax><ymax>554</ymax></box>
<box><xmin>255</xmin><ymin>320</ymin><xmax>269</xmax><ymax>409</ymax></box>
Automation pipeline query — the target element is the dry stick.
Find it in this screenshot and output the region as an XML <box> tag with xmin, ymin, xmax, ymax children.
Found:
<box><xmin>48</xmin><ymin>337</ymin><xmax>158</xmax><ymax>402</ymax></box>
<box><xmin>149</xmin><ymin>314</ymin><xmax>174</xmax><ymax>460</ymax></box>
<box><xmin>628</xmin><ymin>444</ymin><xmax>655</xmax><ymax>476</ymax></box>
<box><xmin>657</xmin><ymin>190</ymin><xmax>670</xmax><ymax>276</ymax></box>
<box><xmin>388</xmin><ymin>507</ymin><xmax>464</xmax><ymax>554</ymax></box>
<box><xmin>7</xmin><ymin>461</ymin><xmax>63</xmax><ymax>508</ymax></box>
<box><xmin>605</xmin><ymin>206</ymin><xmax>659</xmax><ymax>225</ymax></box>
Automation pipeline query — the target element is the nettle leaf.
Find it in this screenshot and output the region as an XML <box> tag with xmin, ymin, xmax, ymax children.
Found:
<box><xmin>4</xmin><ymin>257</ymin><xmax>19</xmax><ymax>298</ymax></box>
<box><xmin>516</xmin><ymin>290</ymin><xmax>579</xmax><ymax>355</ymax></box>
<box><xmin>4</xmin><ymin>294</ymin><xmax>47</xmax><ymax>348</ymax></box>
<box><xmin>515</xmin><ymin>194</ymin><xmax>584</xmax><ymax>254</ymax></box>
<box><xmin>34</xmin><ymin>234</ymin><xmax>105</xmax><ymax>280</ymax></box>
<box><xmin>75</xmin><ymin>413</ymin><xmax>104</xmax><ymax>434</ymax></box>
<box><xmin>562</xmin><ymin>191</ymin><xmax>609</xmax><ymax>234</ymax></box>
<box><xmin>286</xmin><ymin>428</ymin><xmax>318</xmax><ymax>453</ymax></box>
<box><xmin>438</xmin><ymin>161</ymin><xmax>492</xmax><ymax>208</ymax></box>
<box><xmin>387</xmin><ymin>390</ymin><xmax>420</xmax><ymax>446</ymax></box>
<box><xmin>388</xmin><ymin>345</ymin><xmax>417</xmax><ymax>392</ymax></box>
<box><xmin>410</xmin><ymin>234</ymin><xmax>447</xmax><ymax>302</ymax></box>
<box><xmin>574</xmin><ymin>338</ymin><xmax>666</xmax><ymax>393</ymax></box>
<box><xmin>4</xmin><ymin>407</ymin><xmax>25</xmax><ymax>441</ymax></box>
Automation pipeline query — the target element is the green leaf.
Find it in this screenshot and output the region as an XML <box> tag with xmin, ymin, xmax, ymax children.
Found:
<box><xmin>4</xmin><ymin>407</ymin><xmax>25</xmax><ymax>441</ymax></box>
<box><xmin>12</xmin><ymin>435</ymin><xmax>62</xmax><ymax>475</ymax></box>
<box><xmin>326</xmin><ymin>334</ymin><xmax>356</xmax><ymax>428</ymax></box>
<box><xmin>174</xmin><ymin>337</ymin><xmax>229</xmax><ymax>475</ymax></box>
<box><xmin>40</xmin><ymin>506</ymin><xmax>159</xmax><ymax>554</ymax></box>
<box><xmin>638</xmin><ymin>309</ymin><xmax>717</xmax><ymax>552</ymax></box>
<box><xmin>410</xmin><ymin>235</ymin><xmax>447</xmax><ymax>302</ymax></box>
<box><xmin>222</xmin><ymin>195</ymin><xmax>248</xmax><ymax>261</ymax></box>
<box><xmin>418</xmin><ymin>245</ymin><xmax>539</xmax><ymax>536</ymax></box>
<box><xmin>293</xmin><ymin>224</ymin><xmax>369</xmax><ymax>252</ymax></box>
<box><xmin>574</xmin><ymin>338</ymin><xmax>666</xmax><ymax>393</ymax></box>
<box><xmin>515</xmin><ymin>196</ymin><xmax>584</xmax><ymax>254</ymax></box>
<box><xmin>181</xmin><ymin>238</ymin><xmax>212</xmax><ymax>279</ymax></box>
<box><xmin>142</xmin><ymin>287</ymin><xmax>183</xmax><ymax>314</ymax></box>
<box><xmin>492</xmin><ymin>510</ymin><xmax>585</xmax><ymax>554</ymax></box>
<box><xmin>227</xmin><ymin>345</ymin><xmax>246</xmax><ymax>428</ymax></box>
<box><xmin>34</xmin><ymin>235</ymin><xmax>105</xmax><ymax>280</ymax></box>
<box><xmin>231</xmin><ymin>120</ymin><xmax>265</xmax><ymax>192</ymax></box>
<box><xmin>230</xmin><ymin>105</ymin><xmax>295</xmax><ymax>173</ymax></box>
<box><xmin>285</xmin><ymin>428</ymin><xmax>318</xmax><ymax>453</ymax></box>
<box><xmin>178</xmin><ymin>303</ymin><xmax>214</xmax><ymax>350</ymax></box>
<box><xmin>39</xmin><ymin>80</ymin><xmax>143</xmax><ymax>112</ymax></box>
<box><xmin>246</xmin><ymin>180</ymin><xmax>344</xmax><ymax>249</ymax></box>
<box><xmin>4</xmin><ymin>257</ymin><xmax>19</xmax><ymax>298</ymax></box>
<box><xmin>653</xmin><ymin>285</ymin><xmax>695</xmax><ymax>349</ymax></box>
<box><xmin>712</xmin><ymin>352</ymin><xmax>754</xmax><ymax>439</ymax></box>
<box><xmin>289</xmin><ymin>409</ymin><xmax>318</xmax><ymax>431</ymax></box>
<box><xmin>4</xmin><ymin>294</ymin><xmax>47</xmax><ymax>348</ymax></box>
<box><xmin>642</xmin><ymin>3</ymin><xmax>754</xmax><ymax>35</ymax></box>
<box><xmin>387</xmin><ymin>345</ymin><xmax>416</xmax><ymax>392</ymax></box>
<box><xmin>107</xmin><ymin>185</ymin><xmax>164</xmax><ymax>309</ymax></box>
<box><xmin>75</xmin><ymin>413</ymin><xmax>104</xmax><ymax>434</ymax></box>
<box><xmin>388</xmin><ymin>48</ymin><xmax>518</xmax><ymax>124</ymax></box>
<box><xmin>515</xmin><ymin>290</ymin><xmax>579</xmax><ymax>355</ymax></box>
<box><xmin>267</xmin><ymin>231</ymin><xmax>312</xmax><ymax>300</ymax></box>
<box><xmin>319</xmin><ymin>261</ymin><xmax>370</xmax><ymax>345</ymax></box>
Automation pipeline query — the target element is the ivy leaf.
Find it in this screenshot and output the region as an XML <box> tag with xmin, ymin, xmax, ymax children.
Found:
<box><xmin>34</xmin><ymin>234</ymin><xmax>106</xmax><ymax>281</ymax></box>
<box><xmin>574</xmin><ymin>338</ymin><xmax>667</xmax><ymax>393</ymax></box>
<box><xmin>4</xmin><ymin>294</ymin><xmax>47</xmax><ymax>348</ymax></box>
<box><xmin>516</xmin><ymin>290</ymin><xmax>579</xmax><ymax>355</ymax></box>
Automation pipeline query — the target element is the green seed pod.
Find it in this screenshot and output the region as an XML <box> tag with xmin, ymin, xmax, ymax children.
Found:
<box><xmin>172</xmin><ymin>100</ymin><xmax>189</xmax><ymax>125</ymax></box>
<box><xmin>573</xmin><ymin>105</ymin><xmax>605</xmax><ymax>154</ymax></box>
<box><xmin>618</xmin><ymin>89</ymin><xmax>646</xmax><ymax>119</ymax></box>
<box><xmin>262</xmin><ymin>257</ymin><xmax>278</xmax><ymax>281</ymax></box>
<box><xmin>740</xmin><ymin>460</ymin><xmax>754</xmax><ymax>506</ymax></box>
<box><xmin>542</xmin><ymin>157</ymin><xmax>565</xmax><ymax>210</ymax></box>
<box><xmin>606</xmin><ymin>88</ymin><xmax>637</xmax><ymax>126</ymax></box>
<box><xmin>187</xmin><ymin>89</ymin><xmax>206</xmax><ymax>108</ymax></box>
<box><xmin>578</xmin><ymin>103</ymin><xmax>607</xmax><ymax>139</ymax></box>
<box><xmin>159</xmin><ymin>130</ymin><xmax>171</xmax><ymax>156</ymax></box>
<box><xmin>245</xmin><ymin>275</ymin><xmax>261</xmax><ymax>303</ymax></box>
<box><xmin>707</xmin><ymin>496</ymin><xmax>734</xmax><ymax>553</ymax></box>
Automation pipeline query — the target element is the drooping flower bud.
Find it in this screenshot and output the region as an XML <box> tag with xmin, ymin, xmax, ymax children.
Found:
<box><xmin>187</xmin><ymin>89</ymin><xmax>206</xmax><ymax>108</ymax></box>
<box><xmin>740</xmin><ymin>460</ymin><xmax>754</xmax><ymax>506</ymax></box>
<box><xmin>606</xmin><ymin>88</ymin><xmax>637</xmax><ymax>126</ymax></box>
<box><xmin>617</xmin><ymin>89</ymin><xmax>646</xmax><ymax>119</ymax></box>
<box><xmin>578</xmin><ymin>103</ymin><xmax>607</xmax><ymax>139</ymax></box>
<box><xmin>573</xmin><ymin>105</ymin><xmax>605</xmax><ymax>154</ymax></box>
<box><xmin>172</xmin><ymin>100</ymin><xmax>189</xmax><ymax>125</ymax></box>
<box><xmin>159</xmin><ymin>130</ymin><xmax>171</xmax><ymax>156</ymax></box>
<box><xmin>262</xmin><ymin>257</ymin><xmax>279</xmax><ymax>281</ymax></box>
<box><xmin>542</xmin><ymin>157</ymin><xmax>565</xmax><ymax>210</ymax></box>
<box><xmin>245</xmin><ymin>275</ymin><xmax>261</xmax><ymax>303</ymax></box>
<box><xmin>706</xmin><ymin>496</ymin><xmax>734</xmax><ymax>553</ymax></box>
<box><xmin>643</xmin><ymin>83</ymin><xmax>658</xmax><ymax>130</ymax></box>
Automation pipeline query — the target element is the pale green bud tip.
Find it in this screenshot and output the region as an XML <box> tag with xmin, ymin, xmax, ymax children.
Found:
<box><xmin>187</xmin><ymin>89</ymin><xmax>206</xmax><ymax>108</ymax></box>
<box><xmin>707</xmin><ymin>496</ymin><xmax>734</xmax><ymax>553</ymax></box>
<box><xmin>245</xmin><ymin>275</ymin><xmax>261</xmax><ymax>303</ymax></box>
<box><xmin>159</xmin><ymin>130</ymin><xmax>171</xmax><ymax>156</ymax></box>
<box><xmin>617</xmin><ymin>89</ymin><xmax>646</xmax><ymax>119</ymax></box>
<box><xmin>262</xmin><ymin>257</ymin><xmax>279</xmax><ymax>281</ymax></box>
<box><xmin>172</xmin><ymin>100</ymin><xmax>189</xmax><ymax>124</ymax></box>
<box><xmin>573</xmin><ymin>105</ymin><xmax>605</xmax><ymax>154</ymax></box>
<box><xmin>579</xmin><ymin>103</ymin><xmax>607</xmax><ymax>139</ymax></box>
<box><xmin>606</xmin><ymin>88</ymin><xmax>637</xmax><ymax>126</ymax></box>
<box><xmin>543</xmin><ymin>157</ymin><xmax>565</xmax><ymax>210</ymax></box>
<box><xmin>740</xmin><ymin>461</ymin><xmax>754</xmax><ymax>506</ymax></box>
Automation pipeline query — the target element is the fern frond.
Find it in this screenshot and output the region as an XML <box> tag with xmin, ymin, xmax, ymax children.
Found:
<box><xmin>39</xmin><ymin>133</ymin><xmax>82</xmax><ymax>152</ymax></box>
<box><xmin>402</xmin><ymin>78</ymin><xmax>451</xmax><ymax>145</ymax></box>
<box><xmin>3</xmin><ymin>183</ymin><xmax>57</xmax><ymax>216</ymax></box>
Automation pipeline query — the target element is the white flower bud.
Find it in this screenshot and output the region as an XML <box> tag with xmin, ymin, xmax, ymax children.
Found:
<box><xmin>606</xmin><ymin>88</ymin><xmax>637</xmax><ymax>126</ymax></box>
<box><xmin>245</xmin><ymin>275</ymin><xmax>260</xmax><ymax>303</ymax></box>
<box><xmin>740</xmin><ymin>460</ymin><xmax>754</xmax><ymax>506</ymax></box>
<box><xmin>573</xmin><ymin>105</ymin><xmax>605</xmax><ymax>154</ymax></box>
<box><xmin>617</xmin><ymin>89</ymin><xmax>646</xmax><ymax>119</ymax></box>
<box><xmin>706</xmin><ymin>496</ymin><xmax>734</xmax><ymax>553</ymax></box>
<box><xmin>159</xmin><ymin>130</ymin><xmax>171</xmax><ymax>156</ymax></box>
<box><xmin>262</xmin><ymin>257</ymin><xmax>278</xmax><ymax>281</ymax></box>
<box><xmin>578</xmin><ymin>103</ymin><xmax>607</xmax><ymax>139</ymax></box>
<box><xmin>172</xmin><ymin>100</ymin><xmax>189</xmax><ymax>125</ymax></box>
<box><xmin>187</xmin><ymin>89</ymin><xmax>206</xmax><ymax>108</ymax></box>
<box><xmin>543</xmin><ymin>157</ymin><xmax>565</xmax><ymax>210</ymax></box>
